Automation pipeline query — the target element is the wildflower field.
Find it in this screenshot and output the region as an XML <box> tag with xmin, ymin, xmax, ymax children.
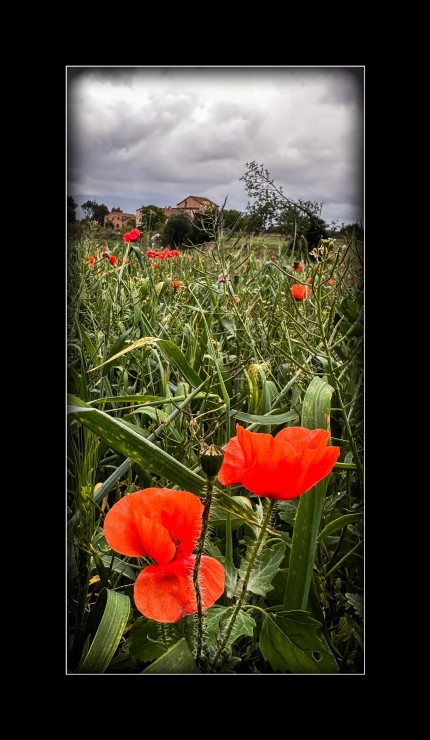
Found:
<box><xmin>67</xmin><ymin>223</ymin><xmax>364</xmax><ymax>674</ymax></box>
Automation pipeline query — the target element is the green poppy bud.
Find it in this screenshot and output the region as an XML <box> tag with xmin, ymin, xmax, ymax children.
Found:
<box><xmin>200</xmin><ymin>444</ymin><xmax>224</xmax><ymax>477</ymax></box>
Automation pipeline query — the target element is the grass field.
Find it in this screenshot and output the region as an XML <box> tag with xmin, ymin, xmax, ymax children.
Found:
<box><xmin>67</xmin><ymin>225</ymin><xmax>364</xmax><ymax>674</ymax></box>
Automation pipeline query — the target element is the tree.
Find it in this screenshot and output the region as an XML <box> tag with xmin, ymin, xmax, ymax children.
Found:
<box><xmin>81</xmin><ymin>200</ymin><xmax>110</xmax><ymax>226</ymax></box>
<box><xmin>240</xmin><ymin>161</ymin><xmax>328</xmax><ymax>249</ymax></box>
<box><xmin>67</xmin><ymin>196</ymin><xmax>78</xmax><ymax>223</ymax></box>
<box><xmin>220</xmin><ymin>209</ymin><xmax>244</xmax><ymax>232</ymax></box>
<box><xmin>161</xmin><ymin>213</ymin><xmax>194</xmax><ymax>247</ymax></box>
<box><xmin>137</xmin><ymin>205</ymin><xmax>166</xmax><ymax>234</ymax></box>
<box><xmin>111</xmin><ymin>206</ymin><xmax>123</xmax><ymax>213</ymax></box>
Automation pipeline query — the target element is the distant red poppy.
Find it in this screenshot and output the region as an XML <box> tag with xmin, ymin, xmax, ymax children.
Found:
<box><xmin>291</xmin><ymin>284</ymin><xmax>312</xmax><ymax>301</ymax></box>
<box><xmin>123</xmin><ymin>228</ymin><xmax>141</xmax><ymax>243</ymax></box>
<box><xmin>306</xmin><ymin>277</ymin><xmax>312</xmax><ymax>284</ymax></box>
<box><xmin>327</xmin><ymin>279</ymin><xmax>335</xmax><ymax>285</ymax></box>
<box><xmin>102</xmin><ymin>250</ymin><xmax>109</xmax><ymax>258</ymax></box>
<box><xmin>218</xmin><ymin>425</ymin><xmax>340</xmax><ymax>500</ymax></box>
<box><xmin>147</xmin><ymin>250</ymin><xmax>157</xmax><ymax>259</ymax></box>
<box><xmin>125</xmin><ymin>258</ymin><xmax>130</xmax><ymax>265</ymax></box>
<box><xmin>292</xmin><ymin>262</ymin><xmax>303</xmax><ymax>271</ymax></box>
<box><xmin>270</xmin><ymin>255</ymin><xmax>277</xmax><ymax>260</ymax></box>
<box><xmin>109</xmin><ymin>255</ymin><xmax>118</xmax><ymax>265</ymax></box>
<box><xmin>88</xmin><ymin>256</ymin><xmax>95</xmax><ymax>265</ymax></box>
<box><xmin>104</xmin><ymin>488</ymin><xmax>225</xmax><ymax>622</ymax></box>
<box><xmin>169</xmin><ymin>280</ymin><xmax>184</xmax><ymax>289</ymax></box>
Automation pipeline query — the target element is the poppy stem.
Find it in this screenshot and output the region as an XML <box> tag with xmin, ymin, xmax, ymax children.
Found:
<box><xmin>209</xmin><ymin>498</ymin><xmax>275</xmax><ymax>672</ymax></box>
<box><xmin>192</xmin><ymin>475</ymin><xmax>216</xmax><ymax>670</ymax></box>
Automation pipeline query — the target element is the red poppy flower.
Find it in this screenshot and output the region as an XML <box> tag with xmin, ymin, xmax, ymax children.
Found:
<box><xmin>88</xmin><ymin>256</ymin><xmax>95</xmax><ymax>265</ymax></box>
<box><xmin>218</xmin><ymin>425</ymin><xmax>340</xmax><ymax>500</ymax></box>
<box><xmin>169</xmin><ymin>280</ymin><xmax>184</xmax><ymax>288</ymax></box>
<box><xmin>102</xmin><ymin>250</ymin><xmax>109</xmax><ymax>258</ymax></box>
<box><xmin>123</xmin><ymin>228</ymin><xmax>141</xmax><ymax>243</ymax></box>
<box><xmin>292</xmin><ymin>262</ymin><xmax>303</xmax><ymax>271</ymax></box>
<box><xmin>109</xmin><ymin>255</ymin><xmax>118</xmax><ymax>265</ymax></box>
<box><xmin>291</xmin><ymin>284</ymin><xmax>312</xmax><ymax>301</ymax></box>
<box><xmin>104</xmin><ymin>488</ymin><xmax>225</xmax><ymax>622</ymax></box>
<box><xmin>327</xmin><ymin>279</ymin><xmax>335</xmax><ymax>285</ymax></box>
<box><xmin>125</xmin><ymin>258</ymin><xmax>130</xmax><ymax>265</ymax></box>
<box><xmin>147</xmin><ymin>250</ymin><xmax>157</xmax><ymax>259</ymax></box>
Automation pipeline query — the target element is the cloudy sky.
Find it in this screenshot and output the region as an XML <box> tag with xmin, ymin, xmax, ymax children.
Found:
<box><xmin>67</xmin><ymin>67</ymin><xmax>364</xmax><ymax>226</ymax></box>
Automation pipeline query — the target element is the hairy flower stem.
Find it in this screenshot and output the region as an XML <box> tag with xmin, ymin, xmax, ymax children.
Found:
<box><xmin>209</xmin><ymin>498</ymin><xmax>275</xmax><ymax>672</ymax></box>
<box><xmin>193</xmin><ymin>475</ymin><xmax>216</xmax><ymax>670</ymax></box>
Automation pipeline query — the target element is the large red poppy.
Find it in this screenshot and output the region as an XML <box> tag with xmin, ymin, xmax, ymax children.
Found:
<box><xmin>218</xmin><ymin>425</ymin><xmax>340</xmax><ymax>500</ymax></box>
<box><xmin>123</xmin><ymin>228</ymin><xmax>141</xmax><ymax>243</ymax></box>
<box><xmin>104</xmin><ymin>488</ymin><xmax>225</xmax><ymax>622</ymax></box>
<box><xmin>291</xmin><ymin>284</ymin><xmax>312</xmax><ymax>301</ymax></box>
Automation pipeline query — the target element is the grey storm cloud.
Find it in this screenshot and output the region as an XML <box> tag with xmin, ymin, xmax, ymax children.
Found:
<box><xmin>67</xmin><ymin>66</ymin><xmax>364</xmax><ymax>225</ymax></box>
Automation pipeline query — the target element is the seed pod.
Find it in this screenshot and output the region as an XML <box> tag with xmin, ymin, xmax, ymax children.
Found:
<box><xmin>200</xmin><ymin>444</ymin><xmax>224</xmax><ymax>477</ymax></box>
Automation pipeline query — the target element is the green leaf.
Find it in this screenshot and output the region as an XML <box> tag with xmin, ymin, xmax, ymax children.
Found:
<box><xmin>231</xmin><ymin>410</ymin><xmax>299</xmax><ymax>426</ymax></box>
<box><xmin>206</xmin><ymin>607</ymin><xmax>256</xmax><ymax>649</ymax></box>
<box><xmin>238</xmin><ymin>541</ymin><xmax>286</xmax><ymax>597</ymax></box>
<box><xmin>128</xmin><ymin>618</ymin><xmax>166</xmax><ymax>662</ymax></box>
<box><xmin>89</xmin><ymin>394</ymin><xmax>176</xmax><ymax>406</ymax></box>
<box><xmin>260</xmin><ymin>611</ymin><xmax>339</xmax><ymax>674</ymax></box>
<box><xmin>141</xmin><ymin>638</ymin><xmax>198</xmax><ymax>674</ymax></box>
<box><xmin>345</xmin><ymin>592</ymin><xmax>364</xmax><ymax>619</ymax></box>
<box><xmin>67</xmin><ymin>394</ymin><xmax>206</xmax><ymax>496</ymax></box>
<box><xmin>156</xmin><ymin>339</ymin><xmax>205</xmax><ymax>388</ymax></box>
<box><xmin>210</xmin><ymin>495</ymin><xmax>250</xmax><ymax>531</ymax></box>
<box><xmin>77</xmin><ymin>589</ymin><xmax>130</xmax><ymax>674</ymax></box>
<box><xmin>318</xmin><ymin>513</ymin><xmax>363</xmax><ymax>542</ymax></box>
<box><xmin>283</xmin><ymin>377</ymin><xmax>336</xmax><ymax>611</ymax></box>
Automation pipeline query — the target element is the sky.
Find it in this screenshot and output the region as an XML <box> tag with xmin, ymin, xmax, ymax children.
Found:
<box><xmin>67</xmin><ymin>66</ymin><xmax>364</xmax><ymax>227</ymax></box>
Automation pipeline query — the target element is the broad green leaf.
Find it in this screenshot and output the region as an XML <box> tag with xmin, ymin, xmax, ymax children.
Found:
<box><xmin>127</xmin><ymin>618</ymin><xmax>166</xmax><ymax>662</ymax></box>
<box><xmin>231</xmin><ymin>410</ymin><xmax>299</xmax><ymax>426</ymax></box>
<box><xmin>210</xmin><ymin>496</ymin><xmax>251</xmax><ymax>531</ymax></box>
<box><xmin>67</xmin><ymin>394</ymin><xmax>206</xmax><ymax>496</ymax></box>
<box><xmin>318</xmin><ymin>513</ymin><xmax>363</xmax><ymax>543</ymax></box>
<box><xmin>99</xmin><ymin>555</ymin><xmax>136</xmax><ymax>582</ymax></box>
<box><xmin>77</xmin><ymin>589</ymin><xmax>130</xmax><ymax>674</ymax></box>
<box><xmin>206</xmin><ymin>607</ymin><xmax>255</xmax><ymax>649</ymax></box>
<box><xmin>238</xmin><ymin>541</ymin><xmax>286</xmax><ymax>597</ymax></box>
<box><xmin>142</xmin><ymin>638</ymin><xmax>198</xmax><ymax>674</ymax></box>
<box><xmin>221</xmin><ymin>316</ymin><xmax>236</xmax><ymax>337</ymax></box>
<box><xmin>260</xmin><ymin>611</ymin><xmax>339</xmax><ymax>674</ymax></box>
<box><xmin>89</xmin><ymin>394</ymin><xmax>176</xmax><ymax>406</ymax></box>
<box><xmin>345</xmin><ymin>592</ymin><xmax>363</xmax><ymax>619</ymax></box>
<box><xmin>283</xmin><ymin>377</ymin><xmax>336</xmax><ymax>611</ymax></box>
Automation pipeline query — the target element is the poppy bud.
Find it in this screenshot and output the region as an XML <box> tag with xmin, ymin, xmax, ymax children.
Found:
<box><xmin>200</xmin><ymin>444</ymin><xmax>224</xmax><ymax>477</ymax></box>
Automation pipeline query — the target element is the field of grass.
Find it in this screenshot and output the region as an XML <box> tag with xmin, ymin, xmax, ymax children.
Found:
<box><xmin>67</xmin><ymin>223</ymin><xmax>363</xmax><ymax>674</ymax></box>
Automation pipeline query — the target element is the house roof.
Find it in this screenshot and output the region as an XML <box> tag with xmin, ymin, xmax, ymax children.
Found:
<box><xmin>177</xmin><ymin>196</ymin><xmax>219</xmax><ymax>208</ymax></box>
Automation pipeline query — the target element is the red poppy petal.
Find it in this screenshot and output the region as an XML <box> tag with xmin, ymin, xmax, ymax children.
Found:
<box><xmin>142</xmin><ymin>489</ymin><xmax>203</xmax><ymax>558</ymax></box>
<box><xmin>134</xmin><ymin>516</ymin><xmax>176</xmax><ymax>564</ymax></box>
<box><xmin>236</xmin><ymin>424</ymin><xmax>273</xmax><ymax>467</ymax></box>
<box><xmin>275</xmin><ymin>427</ymin><xmax>330</xmax><ymax>452</ymax></box>
<box><xmin>104</xmin><ymin>493</ymin><xmax>150</xmax><ymax>557</ymax></box>
<box><xmin>217</xmin><ymin>435</ymin><xmax>246</xmax><ymax>485</ymax></box>
<box><xmin>133</xmin><ymin>555</ymin><xmax>225</xmax><ymax>623</ymax></box>
<box><xmin>288</xmin><ymin>444</ymin><xmax>340</xmax><ymax>497</ymax></box>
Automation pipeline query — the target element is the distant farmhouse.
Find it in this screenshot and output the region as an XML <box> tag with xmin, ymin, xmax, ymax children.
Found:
<box><xmin>103</xmin><ymin>197</ymin><xmax>219</xmax><ymax>230</ymax></box>
<box><xmin>136</xmin><ymin>196</ymin><xmax>219</xmax><ymax>227</ymax></box>
<box><xmin>104</xmin><ymin>211</ymin><xmax>136</xmax><ymax>229</ymax></box>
